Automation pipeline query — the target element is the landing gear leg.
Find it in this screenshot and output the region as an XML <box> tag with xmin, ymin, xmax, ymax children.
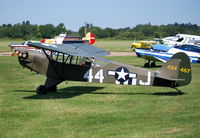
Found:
<box><xmin>144</xmin><ymin>60</ymin><xmax>150</xmax><ymax>67</ymax></box>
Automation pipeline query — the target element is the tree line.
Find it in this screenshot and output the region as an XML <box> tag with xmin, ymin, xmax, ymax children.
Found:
<box><xmin>0</xmin><ymin>21</ymin><xmax>70</xmax><ymax>40</ymax></box>
<box><xmin>0</xmin><ymin>21</ymin><xmax>200</xmax><ymax>40</ymax></box>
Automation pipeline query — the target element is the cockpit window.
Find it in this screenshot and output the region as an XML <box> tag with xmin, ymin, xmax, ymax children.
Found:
<box><xmin>51</xmin><ymin>52</ymin><xmax>92</xmax><ymax>66</ymax></box>
<box><xmin>179</xmin><ymin>45</ymin><xmax>200</xmax><ymax>53</ymax></box>
<box><xmin>176</xmin><ymin>37</ymin><xmax>184</xmax><ymax>42</ymax></box>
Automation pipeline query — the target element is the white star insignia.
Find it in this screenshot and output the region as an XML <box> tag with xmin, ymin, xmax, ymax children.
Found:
<box><xmin>116</xmin><ymin>68</ymin><xmax>128</xmax><ymax>80</ymax></box>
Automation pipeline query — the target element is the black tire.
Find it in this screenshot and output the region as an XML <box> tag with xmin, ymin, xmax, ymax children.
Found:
<box><xmin>151</xmin><ymin>62</ymin><xmax>156</xmax><ymax>67</ymax></box>
<box><xmin>36</xmin><ymin>85</ymin><xmax>47</xmax><ymax>95</ymax></box>
<box><xmin>48</xmin><ymin>86</ymin><xmax>57</xmax><ymax>92</ymax></box>
<box><xmin>144</xmin><ymin>63</ymin><xmax>149</xmax><ymax>67</ymax></box>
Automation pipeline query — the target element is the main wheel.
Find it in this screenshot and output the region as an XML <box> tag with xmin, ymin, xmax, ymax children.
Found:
<box><xmin>151</xmin><ymin>62</ymin><xmax>156</xmax><ymax>67</ymax></box>
<box><xmin>144</xmin><ymin>63</ymin><xmax>150</xmax><ymax>67</ymax></box>
<box><xmin>36</xmin><ymin>85</ymin><xmax>47</xmax><ymax>95</ymax></box>
<box><xmin>48</xmin><ymin>86</ymin><xmax>57</xmax><ymax>92</ymax></box>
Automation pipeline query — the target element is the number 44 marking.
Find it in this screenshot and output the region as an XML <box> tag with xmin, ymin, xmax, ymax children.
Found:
<box><xmin>84</xmin><ymin>69</ymin><xmax>104</xmax><ymax>83</ymax></box>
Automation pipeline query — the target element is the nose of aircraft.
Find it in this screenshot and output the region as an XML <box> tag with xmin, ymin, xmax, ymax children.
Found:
<box><xmin>12</xmin><ymin>50</ymin><xmax>33</xmax><ymax>70</ymax></box>
<box><xmin>12</xmin><ymin>50</ymin><xmax>29</xmax><ymax>59</ymax></box>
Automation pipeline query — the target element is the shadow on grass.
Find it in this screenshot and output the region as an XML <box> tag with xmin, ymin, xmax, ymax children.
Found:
<box><xmin>22</xmin><ymin>86</ymin><xmax>104</xmax><ymax>99</ymax></box>
<box><xmin>90</xmin><ymin>91</ymin><xmax>185</xmax><ymax>96</ymax></box>
<box><xmin>19</xmin><ymin>86</ymin><xmax>185</xmax><ymax>100</ymax></box>
<box><xmin>14</xmin><ymin>90</ymin><xmax>36</xmax><ymax>92</ymax></box>
<box><xmin>143</xmin><ymin>65</ymin><xmax>162</xmax><ymax>68</ymax></box>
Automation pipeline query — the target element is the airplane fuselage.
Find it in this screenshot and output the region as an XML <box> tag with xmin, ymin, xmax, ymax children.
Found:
<box><xmin>17</xmin><ymin>49</ymin><xmax>190</xmax><ymax>92</ymax></box>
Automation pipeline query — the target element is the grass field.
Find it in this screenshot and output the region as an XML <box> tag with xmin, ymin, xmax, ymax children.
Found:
<box><xmin>0</xmin><ymin>54</ymin><xmax>200</xmax><ymax>137</ymax></box>
<box><xmin>0</xmin><ymin>39</ymin><xmax>24</xmax><ymax>52</ymax></box>
<box><xmin>0</xmin><ymin>41</ymin><xmax>12</xmax><ymax>52</ymax></box>
<box><xmin>0</xmin><ymin>39</ymin><xmax>133</xmax><ymax>52</ymax></box>
<box><xmin>94</xmin><ymin>40</ymin><xmax>133</xmax><ymax>52</ymax></box>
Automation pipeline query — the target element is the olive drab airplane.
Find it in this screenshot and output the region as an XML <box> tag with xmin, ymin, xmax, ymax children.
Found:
<box><xmin>12</xmin><ymin>41</ymin><xmax>192</xmax><ymax>95</ymax></box>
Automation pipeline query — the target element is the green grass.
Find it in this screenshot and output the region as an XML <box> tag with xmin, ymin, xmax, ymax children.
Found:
<box><xmin>0</xmin><ymin>41</ymin><xmax>12</xmax><ymax>52</ymax></box>
<box><xmin>0</xmin><ymin>40</ymin><xmax>24</xmax><ymax>52</ymax></box>
<box><xmin>0</xmin><ymin>56</ymin><xmax>200</xmax><ymax>138</ymax></box>
<box><xmin>94</xmin><ymin>40</ymin><xmax>133</xmax><ymax>52</ymax></box>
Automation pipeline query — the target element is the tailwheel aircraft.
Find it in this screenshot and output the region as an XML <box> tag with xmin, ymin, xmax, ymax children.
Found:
<box><xmin>12</xmin><ymin>42</ymin><xmax>191</xmax><ymax>95</ymax></box>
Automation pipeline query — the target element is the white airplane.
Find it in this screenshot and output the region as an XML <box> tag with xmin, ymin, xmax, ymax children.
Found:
<box><xmin>163</xmin><ymin>34</ymin><xmax>200</xmax><ymax>46</ymax></box>
<box><xmin>40</xmin><ymin>33</ymin><xmax>66</xmax><ymax>44</ymax></box>
<box><xmin>135</xmin><ymin>44</ymin><xmax>200</xmax><ymax>67</ymax></box>
<box><xmin>9</xmin><ymin>33</ymin><xmax>96</xmax><ymax>51</ymax></box>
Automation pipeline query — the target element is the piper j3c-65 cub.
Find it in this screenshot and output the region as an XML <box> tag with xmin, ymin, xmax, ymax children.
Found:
<box><xmin>12</xmin><ymin>41</ymin><xmax>192</xmax><ymax>95</ymax></box>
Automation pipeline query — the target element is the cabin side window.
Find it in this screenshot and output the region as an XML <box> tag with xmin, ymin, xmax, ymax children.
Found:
<box><xmin>51</xmin><ymin>52</ymin><xmax>92</xmax><ymax>66</ymax></box>
<box><xmin>179</xmin><ymin>45</ymin><xmax>200</xmax><ymax>53</ymax></box>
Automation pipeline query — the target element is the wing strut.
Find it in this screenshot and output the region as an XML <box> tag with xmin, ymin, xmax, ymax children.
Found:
<box><xmin>61</xmin><ymin>53</ymin><xmax>65</xmax><ymax>80</ymax></box>
<box><xmin>42</xmin><ymin>50</ymin><xmax>63</xmax><ymax>80</ymax></box>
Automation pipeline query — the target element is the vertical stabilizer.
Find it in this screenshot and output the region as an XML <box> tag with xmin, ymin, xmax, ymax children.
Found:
<box><xmin>157</xmin><ymin>52</ymin><xmax>191</xmax><ymax>87</ymax></box>
<box><xmin>55</xmin><ymin>33</ymin><xmax>66</xmax><ymax>44</ymax></box>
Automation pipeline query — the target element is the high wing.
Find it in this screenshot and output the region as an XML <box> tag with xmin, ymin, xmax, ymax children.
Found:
<box><xmin>27</xmin><ymin>42</ymin><xmax>110</xmax><ymax>57</ymax></box>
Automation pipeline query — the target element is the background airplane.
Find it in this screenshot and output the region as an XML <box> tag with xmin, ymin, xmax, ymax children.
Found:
<box><xmin>162</xmin><ymin>34</ymin><xmax>200</xmax><ymax>46</ymax></box>
<box><xmin>9</xmin><ymin>32</ymin><xmax>96</xmax><ymax>51</ymax></box>
<box><xmin>135</xmin><ymin>44</ymin><xmax>200</xmax><ymax>67</ymax></box>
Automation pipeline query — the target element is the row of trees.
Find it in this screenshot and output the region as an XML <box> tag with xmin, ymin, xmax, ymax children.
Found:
<box><xmin>79</xmin><ymin>22</ymin><xmax>200</xmax><ymax>40</ymax></box>
<box><xmin>0</xmin><ymin>21</ymin><xmax>200</xmax><ymax>40</ymax></box>
<box><xmin>0</xmin><ymin>21</ymin><xmax>69</xmax><ymax>40</ymax></box>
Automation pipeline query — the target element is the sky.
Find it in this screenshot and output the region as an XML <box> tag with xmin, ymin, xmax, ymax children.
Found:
<box><xmin>0</xmin><ymin>0</ymin><xmax>200</xmax><ymax>31</ymax></box>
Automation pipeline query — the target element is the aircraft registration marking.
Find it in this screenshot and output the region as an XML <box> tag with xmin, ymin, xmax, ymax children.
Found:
<box><xmin>84</xmin><ymin>69</ymin><xmax>104</xmax><ymax>83</ymax></box>
<box><xmin>167</xmin><ymin>65</ymin><xmax>177</xmax><ymax>71</ymax></box>
<box><xmin>84</xmin><ymin>67</ymin><xmax>151</xmax><ymax>86</ymax></box>
<box><xmin>180</xmin><ymin>68</ymin><xmax>191</xmax><ymax>73</ymax></box>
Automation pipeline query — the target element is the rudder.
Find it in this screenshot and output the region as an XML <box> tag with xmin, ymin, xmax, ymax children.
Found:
<box><xmin>171</xmin><ymin>52</ymin><xmax>191</xmax><ymax>87</ymax></box>
<box><xmin>157</xmin><ymin>52</ymin><xmax>191</xmax><ymax>87</ymax></box>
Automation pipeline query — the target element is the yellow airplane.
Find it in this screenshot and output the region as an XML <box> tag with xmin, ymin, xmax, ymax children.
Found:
<box><xmin>131</xmin><ymin>41</ymin><xmax>157</xmax><ymax>50</ymax></box>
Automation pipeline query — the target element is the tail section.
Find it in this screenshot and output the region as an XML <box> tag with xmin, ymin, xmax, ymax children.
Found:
<box><xmin>55</xmin><ymin>33</ymin><xmax>66</xmax><ymax>44</ymax></box>
<box><xmin>82</xmin><ymin>32</ymin><xmax>96</xmax><ymax>45</ymax></box>
<box><xmin>156</xmin><ymin>52</ymin><xmax>191</xmax><ymax>87</ymax></box>
<box><xmin>40</xmin><ymin>33</ymin><xmax>66</xmax><ymax>44</ymax></box>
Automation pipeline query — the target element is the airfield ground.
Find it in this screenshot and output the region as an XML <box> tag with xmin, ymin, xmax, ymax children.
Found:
<box><xmin>0</xmin><ymin>39</ymin><xmax>135</xmax><ymax>56</ymax></box>
<box><xmin>0</xmin><ymin>52</ymin><xmax>136</xmax><ymax>57</ymax></box>
<box><xmin>0</xmin><ymin>40</ymin><xmax>200</xmax><ymax>137</ymax></box>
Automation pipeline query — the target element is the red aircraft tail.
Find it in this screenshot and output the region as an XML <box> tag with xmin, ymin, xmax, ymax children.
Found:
<box><xmin>82</xmin><ymin>32</ymin><xmax>96</xmax><ymax>45</ymax></box>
